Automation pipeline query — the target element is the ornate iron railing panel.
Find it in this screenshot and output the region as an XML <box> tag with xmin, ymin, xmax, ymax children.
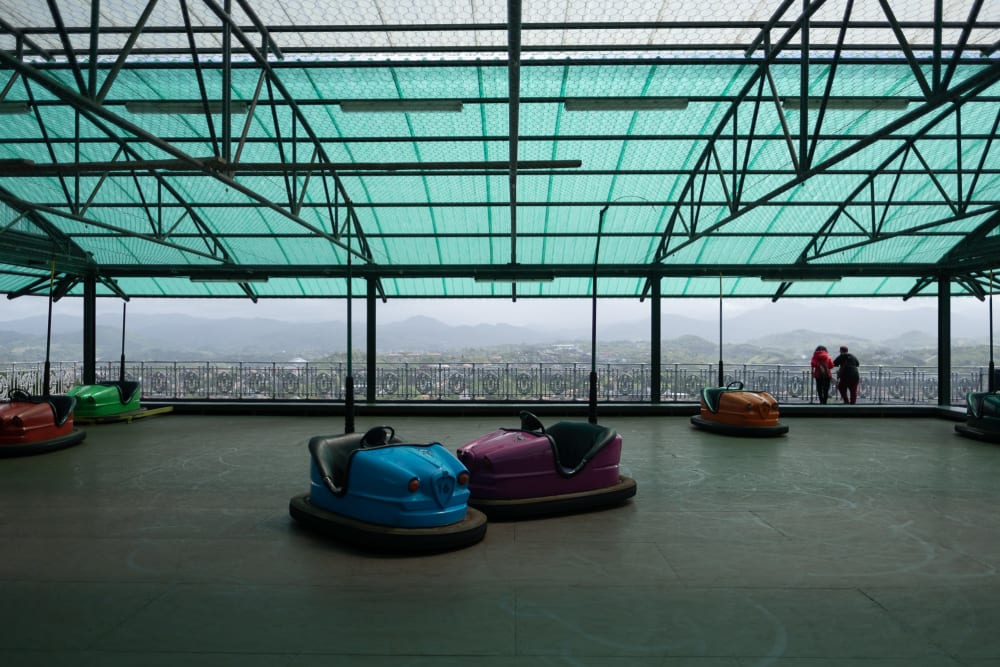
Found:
<box><xmin>0</xmin><ymin>361</ymin><xmax>78</xmax><ymax>397</ymax></box>
<box><xmin>0</xmin><ymin>360</ymin><xmax>992</xmax><ymax>406</ymax></box>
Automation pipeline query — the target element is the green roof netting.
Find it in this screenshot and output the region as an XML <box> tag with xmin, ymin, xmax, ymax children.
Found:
<box><xmin>1</xmin><ymin>0</ymin><xmax>999</xmax><ymax>301</ymax></box>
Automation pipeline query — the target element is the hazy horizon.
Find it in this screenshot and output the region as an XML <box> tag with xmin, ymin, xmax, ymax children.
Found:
<box><xmin>2</xmin><ymin>294</ymin><xmax>994</xmax><ymax>331</ymax></box>
<box><xmin>2</xmin><ymin>293</ymin><xmax>996</xmax><ymax>365</ymax></box>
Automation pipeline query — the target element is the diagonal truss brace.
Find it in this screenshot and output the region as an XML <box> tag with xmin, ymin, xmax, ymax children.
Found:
<box><xmin>198</xmin><ymin>0</ymin><xmax>377</xmax><ymax>267</ymax></box>
<box><xmin>652</xmin><ymin>0</ymin><xmax>829</xmax><ymax>265</ymax></box>
<box><xmin>0</xmin><ymin>49</ymin><xmax>368</xmax><ymax>268</ymax></box>
<box><xmin>652</xmin><ymin>0</ymin><xmax>999</xmax><ymax>269</ymax></box>
<box><xmin>656</xmin><ymin>60</ymin><xmax>1000</xmax><ymax>270</ymax></box>
<box><xmin>799</xmin><ymin>95</ymin><xmax>1000</xmax><ymax>265</ymax></box>
<box><xmin>0</xmin><ymin>186</ymin><xmax>93</xmax><ymax>271</ymax></box>
<box><xmin>0</xmin><ymin>187</ymin><xmax>229</xmax><ymax>265</ymax></box>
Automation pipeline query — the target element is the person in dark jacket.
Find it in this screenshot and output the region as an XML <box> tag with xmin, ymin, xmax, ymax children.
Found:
<box><xmin>810</xmin><ymin>345</ymin><xmax>834</xmax><ymax>404</ymax></box>
<box><xmin>833</xmin><ymin>345</ymin><xmax>860</xmax><ymax>404</ymax></box>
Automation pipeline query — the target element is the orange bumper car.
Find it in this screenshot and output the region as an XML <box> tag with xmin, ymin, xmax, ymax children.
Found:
<box><xmin>691</xmin><ymin>381</ymin><xmax>788</xmax><ymax>437</ymax></box>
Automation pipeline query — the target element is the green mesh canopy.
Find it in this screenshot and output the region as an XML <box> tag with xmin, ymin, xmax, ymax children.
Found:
<box><xmin>1</xmin><ymin>1</ymin><xmax>998</xmax><ymax>301</ymax></box>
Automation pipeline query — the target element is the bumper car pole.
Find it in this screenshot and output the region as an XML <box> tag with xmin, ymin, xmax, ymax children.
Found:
<box><xmin>718</xmin><ymin>273</ymin><xmax>724</xmax><ymax>387</ymax></box>
<box><xmin>989</xmin><ymin>270</ymin><xmax>995</xmax><ymax>392</ymax></box>
<box><xmin>119</xmin><ymin>302</ymin><xmax>127</xmax><ymax>383</ymax></box>
<box><xmin>43</xmin><ymin>260</ymin><xmax>56</xmax><ymax>397</ymax></box>
<box><xmin>344</xmin><ymin>204</ymin><xmax>355</xmax><ymax>434</ymax></box>
<box><xmin>588</xmin><ymin>280</ymin><xmax>598</xmax><ymax>424</ymax></box>
<box><xmin>589</xmin><ymin>205</ymin><xmax>608</xmax><ymax>425</ymax></box>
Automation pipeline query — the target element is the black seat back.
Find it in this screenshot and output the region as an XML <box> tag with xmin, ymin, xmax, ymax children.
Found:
<box><xmin>9</xmin><ymin>392</ymin><xmax>76</xmax><ymax>427</ymax></box>
<box><xmin>47</xmin><ymin>395</ymin><xmax>77</xmax><ymax>426</ymax></box>
<box><xmin>114</xmin><ymin>381</ymin><xmax>141</xmax><ymax>403</ymax></box>
<box><xmin>308</xmin><ymin>432</ymin><xmax>366</xmax><ymax>494</ymax></box>
<box><xmin>307</xmin><ymin>427</ymin><xmax>401</xmax><ymax>494</ymax></box>
<box><xmin>545</xmin><ymin>420</ymin><xmax>617</xmax><ymax>475</ymax></box>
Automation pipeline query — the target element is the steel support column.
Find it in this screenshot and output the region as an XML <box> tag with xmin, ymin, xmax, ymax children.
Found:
<box><xmin>83</xmin><ymin>274</ymin><xmax>97</xmax><ymax>384</ymax></box>
<box><xmin>366</xmin><ymin>279</ymin><xmax>377</xmax><ymax>402</ymax></box>
<box><xmin>650</xmin><ymin>278</ymin><xmax>661</xmax><ymax>404</ymax></box>
<box><xmin>938</xmin><ymin>274</ymin><xmax>952</xmax><ymax>406</ymax></box>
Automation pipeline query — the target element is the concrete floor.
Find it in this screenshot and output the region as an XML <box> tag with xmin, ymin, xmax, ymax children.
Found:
<box><xmin>1</xmin><ymin>411</ymin><xmax>998</xmax><ymax>666</ymax></box>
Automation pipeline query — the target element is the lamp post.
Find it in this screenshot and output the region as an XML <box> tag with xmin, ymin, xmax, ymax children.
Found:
<box><xmin>718</xmin><ymin>274</ymin><xmax>724</xmax><ymax>387</ymax></box>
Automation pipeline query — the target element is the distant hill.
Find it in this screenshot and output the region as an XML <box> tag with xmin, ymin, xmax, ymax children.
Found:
<box><xmin>0</xmin><ymin>313</ymin><xmax>564</xmax><ymax>361</ymax></box>
<box><xmin>0</xmin><ymin>303</ymin><xmax>989</xmax><ymax>363</ymax></box>
<box><xmin>710</xmin><ymin>302</ymin><xmax>981</xmax><ymax>345</ymax></box>
<box><xmin>583</xmin><ymin>303</ymin><xmax>983</xmax><ymax>345</ymax></box>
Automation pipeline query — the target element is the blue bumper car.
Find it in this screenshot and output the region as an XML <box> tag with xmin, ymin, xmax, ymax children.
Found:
<box><xmin>289</xmin><ymin>426</ymin><xmax>487</xmax><ymax>552</ymax></box>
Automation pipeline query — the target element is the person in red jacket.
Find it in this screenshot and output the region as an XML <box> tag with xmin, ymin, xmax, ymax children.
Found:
<box><xmin>811</xmin><ymin>345</ymin><xmax>835</xmax><ymax>404</ymax></box>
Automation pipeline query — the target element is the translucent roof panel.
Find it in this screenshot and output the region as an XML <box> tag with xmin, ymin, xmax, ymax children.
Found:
<box><xmin>0</xmin><ymin>1</ymin><xmax>998</xmax><ymax>301</ymax></box>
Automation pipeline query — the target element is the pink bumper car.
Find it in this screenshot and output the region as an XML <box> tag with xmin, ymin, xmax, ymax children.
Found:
<box><xmin>456</xmin><ymin>411</ymin><xmax>636</xmax><ymax>519</ymax></box>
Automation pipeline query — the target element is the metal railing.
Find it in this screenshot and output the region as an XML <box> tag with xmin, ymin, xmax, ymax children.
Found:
<box><xmin>0</xmin><ymin>360</ymin><xmax>993</xmax><ymax>405</ymax></box>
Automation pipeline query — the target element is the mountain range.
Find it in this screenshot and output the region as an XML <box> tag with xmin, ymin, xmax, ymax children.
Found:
<box><xmin>0</xmin><ymin>302</ymin><xmax>988</xmax><ymax>363</ymax></box>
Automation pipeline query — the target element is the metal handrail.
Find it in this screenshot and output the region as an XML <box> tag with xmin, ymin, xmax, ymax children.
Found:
<box><xmin>0</xmin><ymin>360</ymin><xmax>993</xmax><ymax>405</ymax></box>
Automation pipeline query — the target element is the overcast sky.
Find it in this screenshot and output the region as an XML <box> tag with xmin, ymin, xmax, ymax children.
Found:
<box><xmin>1</xmin><ymin>293</ymin><xmax>994</xmax><ymax>332</ymax></box>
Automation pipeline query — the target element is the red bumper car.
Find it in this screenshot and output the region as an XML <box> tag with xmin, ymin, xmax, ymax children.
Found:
<box><xmin>0</xmin><ymin>390</ymin><xmax>86</xmax><ymax>457</ymax></box>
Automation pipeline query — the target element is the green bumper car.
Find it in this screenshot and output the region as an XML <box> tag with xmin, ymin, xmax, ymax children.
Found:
<box><xmin>67</xmin><ymin>381</ymin><xmax>170</xmax><ymax>423</ymax></box>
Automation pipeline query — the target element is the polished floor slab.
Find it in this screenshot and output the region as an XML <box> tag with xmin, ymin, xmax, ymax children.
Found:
<box><xmin>1</xmin><ymin>412</ymin><xmax>998</xmax><ymax>666</ymax></box>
